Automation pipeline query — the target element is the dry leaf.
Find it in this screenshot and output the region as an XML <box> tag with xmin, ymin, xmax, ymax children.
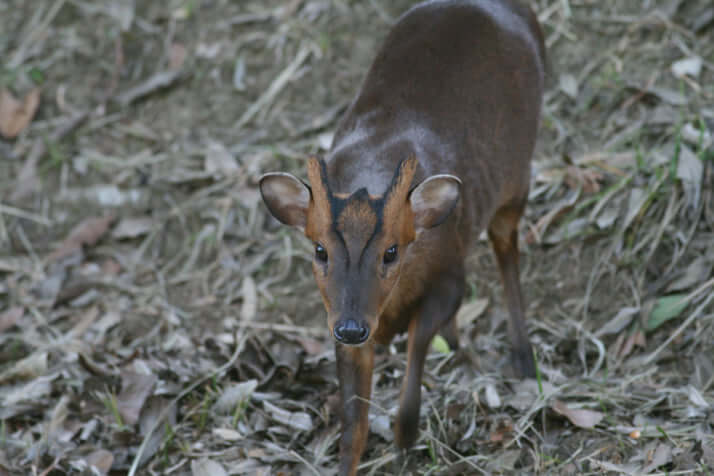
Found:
<box><xmin>0</xmin><ymin>307</ymin><xmax>23</xmax><ymax>333</ymax></box>
<box><xmin>559</xmin><ymin>73</ymin><xmax>578</xmax><ymax>99</ymax></box>
<box><xmin>484</xmin><ymin>384</ymin><xmax>501</xmax><ymax>409</ymax></box>
<box><xmin>370</xmin><ymin>414</ymin><xmax>393</xmax><ymax>441</ymax></box>
<box><xmin>564</xmin><ymin>165</ymin><xmax>603</xmax><ymax>194</ymax></box>
<box><xmin>112</xmin><ymin>216</ymin><xmax>154</xmax><ymax>239</ymax></box>
<box><xmin>48</xmin><ymin>215</ymin><xmax>116</xmax><ymax>262</ymax></box>
<box><xmin>551</xmin><ymin>400</ymin><xmax>604</xmax><ymax>429</ymax></box>
<box><xmin>0</xmin><ymin>351</ymin><xmax>48</xmax><ymax>383</ymax></box>
<box><xmin>213</xmin><ymin>428</ymin><xmax>242</xmax><ymax>441</ymax></box>
<box><xmin>641</xmin><ymin>443</ymin><xmax>672</xmax><ymax>474</ymax></box>
<box><xmin>205</xmin><ymin>142</ymin><xmax>239</xmax><ymax>177</ymax></box>
<box><xmin>297</xmin><ymin>337</ymin><xmax>324</xmax><ymax>355</ymax></box>
<box><xmin>240</xmin><ymin>276</ymin><xmax>257</xmax><ymax>321</ymax></box>
<box><xmin>263</xmin><ymin>400</ymin><xmax>313</xmax><ymax>432</ymax></box>
<box><xmin>456</xmin><ymin>297</ymin><xmax>489</xmax><ymax>328</ymax></box>
<box><xmin>169</xmin><ymin>43</ymin><xmax>187</xmax><ymax>70</ymax></box>
<box><xmin>489</xmin><ymin>420</ymin><xmax>513</xmax><ymax>443</ymax></box>
<box><xmin>85</xmin><ymin>449</ymin><xmax>114</xmax><ymax>476</ymax></box>
<box><xmin>671</xmin><ymin>57</ymin><xmax>702</xmax><ymax>78</ymax></box>
<box><xmin>213</xmin><ymin>379</ymin><xmax>257</xmax><ymax>415</ymax></box>
<box><xmin>117</xmin><ymin>371</ymin><xmax>157</xmax><ymax>425</ymax></box>
<box><xmin>596</xmin><ymin>306</ymin><xmax>639</xmax><ymax>337</ymax></box>
<box><xmin>0</xmin><ymin>88</ymin><xmax>40</xmax><ymax>138</ymax></box>
<box><xmin>677</xmin><ymin>144</ymin><xmax>703</xmax><ymax>210</ymax></box>
<box><xmin>687</xmin><ymin>385</ymin><xmax>709</xmax><ymax>408</ymax></box>
<box><xmin>1</xmin><ymin>376</ymin><xmax>53</xmax><ymax>408</ymax></box>
<box><xmin>191</xmin><ymin>458</ymin><xmax>228</xmax><ymax>476</ymax></box>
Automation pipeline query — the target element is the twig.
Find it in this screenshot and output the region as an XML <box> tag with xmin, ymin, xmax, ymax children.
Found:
<box><xmin>234</xmin><ymin>46</ymin><xmax>311</xmax><ymax>130</ymax></box>
<box><xmin>289</xmin><ymin>450</ymin><xmax>322</xmax><ymax>476</ymax></box>
<box><xmin>229</xmin><ymin>319</ymin><xmax>326</xmax><ymax>337</ymax></box>
<box><xmin>8</xmin><ymin>0</ymin><xmax>67</xmax><ymax>68</ymax></box>
<box><xmin>0</xmin><ymin>203</ymin><xmax>52</xmax><ymax>226</ymax></box>
<box><xmin>114</xmin><ymin>71</ymin><xmax>183</xmax><ymax>107</ymax></box>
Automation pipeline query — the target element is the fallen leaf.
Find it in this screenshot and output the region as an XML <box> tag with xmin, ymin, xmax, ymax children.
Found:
<box><xmin>191</xmin><ymin>458</ymin><xmax>228</xmax><ymax>476</ymax></box>
<box><xmin>484</xmin><ymin>384</ymin><xmax>501</xmax><ymax>409</ymax></box>
<box><xmin>559</xmin><ymin>73</ymin><xmax>578</xmax><ymax>99</ymax></box>
<box><xmin>106</xmin><ymin>0</ymin><xmax>134</xmax><ymax>31</ymax></box>
<box><xmin>196</xmin><ymin>42</ymin><xmax>221</xmax><ymax>59</ymax></box>
<box><xmin>456</xmin><ymin>297</ymin><xmax>489</xmax><ymax>328</ymax></box>
<box><xmin>213</xmin><ymin>428</ymin><xmax>242</xmax><ymax>441</ymax></box>
<box><xmin>681</xmin><ymin>122</ymin><xmax>712</xmax><ymax>149</ymax></box>
<box><xmin>0</xmin><ymin>88</ymin><xmax>40</xmax><ymax>138</ymax></box>
<box><xmin>48</xmin><ymin>215</ymin><xmax>116</xmax><ymax>262</ymax></box>
<box><xmin>205</xmin><ymin>142</ymin><xmax>239</xmax><ymax>177</ymax></box>
<box><xmin>117</xmin><ymin>371</ymin><xmax>157</xmax><ymax>425</ymax></box>
<box><xmin>296</xmin><ymin>337</ymin><xmax>324</xmax><ymax>355</ymax></box>
<box><xmin>263</xmin><ymin>400</ymin><xmax>313</xmax><ymax>432</ymax></box>
<box><xmin>617</xmin><ymin>331</ymin><xmax>646</xmax><ymax>359</ymax></box>
<box><xmin>666</xmin><ymin>256</ymin><xmax>712</xmax><ymax>292</ymax></box>
<box><xmin>213</xmin><ymin>380</ymin><xmax>258</xmax><ymax>415</ymax></box>
<box><xmin>489</xmin><ymin>419</ymin><xmax>514</xmax><ymax>443</ymax></box>
<box><xmin>0</xmin><ymin>352</ymin><xmax>48</xmax><ymax>384</ymax></box>
<box><xmin>526</xmin><ymin>189</ymin><xmax>579</xmax><ymax>243</ymax></box>
<box><xmin>233</xmin><ymin>56</ymin><xmax>246</xmax><ymax>91</ymax></box>
<box><xmin>551</xmin><ymin>400</ymin><xmax>604</xmax><ymax>429</ymax></box>
<box><xmin>0</xmin><ymin>307</ymin><xmax>23</xmax><ymax>333</ymax></box>
<box><xmin>564</xmin><ymin>165</ymin><xmax>603</xmax><ymax>194</ymax></box>
<box><xmin>677</xmin><ymin>145</ymin><xmax>703</xmax><ymax>210</ymax></box>
<box><xmin>641</xmin><ymin>443</ymin><xmax>672</xmax><ymax>474</ymax></box>
<box><xmin>671</xmin><ymin>57</ymin><xmax>702</xmax><ymax>78</ymax></box>
<box><xmin>647</xmin><ymin>86</ymin><xmax>688</xmax><ymax>106</ymax></box>
<box><xmin>646</xmin><ymin>294</ymin><xmax>689</xmax><ymax>331</ymax></box>
<box><xmin>1</xmin><ymin>375</ymin><xmax>54</xmax><ymax>408</ymax></box>
<box><xmin>169</xmin><ymin>43</ymin><xmax>187</xmax><ymax>70</ymax></box>
<box><xmin>370</xmin><ymin>414</ymin><xmax>393</xmax><ymax>441</ymax></box>
<box><xmin>507</xmin><ymin>379</ymin><xmax>556</xmax><ymax>411</ymax></box>
<box><xmin>431</xmin><ymin>335</ymin><xmax>451</xmax><ymax>354</ymax></box>
<box><xmin>596</xmin><ymin>306</ymin><xmax>639</xmax><ymax>337</ymax></box>
<box><xmin>85</xmin><ymin>449</ymin><xmax>114</xmax><ymax>476</ymax></box>
<box><xmin>112</xmin><ymin>216</ymin><xmax>154</xmax><ymax>239</ymax></box>
<box><xmin>240</xmin><ymin>276</ymin><xmax>257</xmax><ymax>321</ymax></box>
<box><xmin>485</xmin><ymin>449</ymin><xmax>520</xmax><ymax>472</ymax></box>
<box><xmin>687</xmin><ymin>385</ymin><xmax>709</xmax><ymax>408</ymax></box>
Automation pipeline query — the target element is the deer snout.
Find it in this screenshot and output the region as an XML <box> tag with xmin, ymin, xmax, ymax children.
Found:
<box><xmin>333</xmin><ymin>319</ymin><xmax>370</xmax><ymax>345</ymax></box>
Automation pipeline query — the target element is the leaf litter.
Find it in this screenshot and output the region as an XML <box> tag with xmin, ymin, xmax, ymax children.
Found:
<box><xmin>0</xmin><ymin>0</ymin><xmax>713</xmax><ymax>475</ymax></box>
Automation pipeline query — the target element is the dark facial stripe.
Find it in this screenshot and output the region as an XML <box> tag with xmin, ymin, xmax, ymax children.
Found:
<box><xmin>313</xmin><ymin>157</ymin><xmax>414</xmax><ymax>266</ymax></box>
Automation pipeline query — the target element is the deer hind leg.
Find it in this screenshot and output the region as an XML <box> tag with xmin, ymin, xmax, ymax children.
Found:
<box><xmin>488</xmin><ymin>202</ymin><xmax>536</xmax><ymax>378</ymax></box>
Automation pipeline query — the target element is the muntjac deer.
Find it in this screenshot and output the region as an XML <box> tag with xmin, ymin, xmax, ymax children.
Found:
<box><xmin>259</xmin><ymin>0</ymin><xmax>545</xmax><ymax>473</ymax></box>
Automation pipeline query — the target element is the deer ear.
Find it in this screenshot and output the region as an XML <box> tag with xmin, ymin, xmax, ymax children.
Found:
<box><xmin>259</xmin><ymin>172</ymin><xmax>311</xmax><ymax>231</ymax></box>
<box><xmin>409</xmin><ymin>174</ymin><xmax>461</xmax><ymax>229</ymax></box>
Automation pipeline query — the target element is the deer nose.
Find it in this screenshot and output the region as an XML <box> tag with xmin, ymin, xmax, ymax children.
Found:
<box><xmin>333</xmin><ymin>319</ymin><xmax>370</xmax><ymax>344</ymax></box>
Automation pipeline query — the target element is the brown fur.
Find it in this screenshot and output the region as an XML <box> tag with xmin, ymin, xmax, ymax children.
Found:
<box><xmin>260</xmin><ymin>1</ymin><xmax>546</xmax><ymax>474</ymax></box>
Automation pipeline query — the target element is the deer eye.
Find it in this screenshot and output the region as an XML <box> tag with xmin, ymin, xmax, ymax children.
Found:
<box><xmin>315</xmin><ymin>243</ymin><xmax>328</xmax><ymax>263</ymax></box>
<box><xmin>383</xmin><ymin>244</ymin><xmax>398</xmax><ymax>264</ymax></box>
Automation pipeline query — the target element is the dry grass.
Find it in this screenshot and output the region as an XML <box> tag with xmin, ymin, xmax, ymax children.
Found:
<box><xmin>0</xmin><ymin>0</ymin><xmax>713</xmax><ymax>475</ymax></box>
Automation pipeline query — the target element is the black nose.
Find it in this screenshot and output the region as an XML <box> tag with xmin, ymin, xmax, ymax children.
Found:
<box><xmin>333</xmin><ymin>319</ymin><xmax>369</xmax><ymax>344</ymax></box>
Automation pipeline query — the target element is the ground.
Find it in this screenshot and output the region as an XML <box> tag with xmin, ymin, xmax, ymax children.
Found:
<box><xmin>0</xmin><ymin>0</ymin><xmax>713</xmax><ymax>475</ymax></box>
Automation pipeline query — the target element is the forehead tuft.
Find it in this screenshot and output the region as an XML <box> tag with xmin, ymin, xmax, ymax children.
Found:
<box><xmin>336</xmin><ymin>189</ymin><xmax>379</xmax><ymax>239</ymax></box>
